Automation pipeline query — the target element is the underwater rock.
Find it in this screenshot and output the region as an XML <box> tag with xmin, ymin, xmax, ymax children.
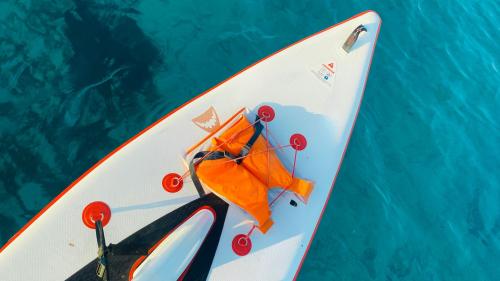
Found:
<box><xmin>64</xmin><ymin>0</ymin><xmax>161</xmax><ymax>91</ymax></box>
<box><xmin>0</xmin><ymin>0</ymin><xmax>164</xmax><ymax>247</ymax></box>
<box><xmin>62</xmin><ymin>0</ymin><xmax>162</xmax><ymax>125</ymax></box>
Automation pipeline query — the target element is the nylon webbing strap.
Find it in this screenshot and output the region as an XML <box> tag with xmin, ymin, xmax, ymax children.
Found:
<box><xmin>95</xmin><ymin>220</ymin><xmax>109</xmax><ymax>281</ymax></box>
<box><xmin>236</xmin><ymin>116</ymin><xmax>263</xmax><ymax>164</ymax></box>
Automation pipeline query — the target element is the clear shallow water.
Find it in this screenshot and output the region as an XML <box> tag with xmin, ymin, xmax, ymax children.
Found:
<box><xmin>0</xmin><ymin>0</ymin><xmax>499</xmax><ymax>280</ymax></box>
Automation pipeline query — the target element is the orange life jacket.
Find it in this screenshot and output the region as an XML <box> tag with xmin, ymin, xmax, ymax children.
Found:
<box><xmin>192</xmin><ymin>116</ymin><xmax>313</xmax><ymax>233</ymax></box>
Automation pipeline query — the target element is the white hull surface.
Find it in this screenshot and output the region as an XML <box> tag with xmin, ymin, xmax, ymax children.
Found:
<box><xmin>0</xmin><ymin>11</ymin><xmax>381</xmax><ymax>281</ymax></box>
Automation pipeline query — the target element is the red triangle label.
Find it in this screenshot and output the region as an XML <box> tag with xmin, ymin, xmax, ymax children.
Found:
<box><xmin>328</xmin><ymin>63</ymin><xmax>334</xmax><ymax>69</ymax></box>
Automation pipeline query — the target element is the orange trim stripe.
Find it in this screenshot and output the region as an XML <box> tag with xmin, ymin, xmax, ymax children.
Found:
<box><xmin>128</xmin><ymin>256</ymin><xmax>147</xmax><ymax>281</ymax></box>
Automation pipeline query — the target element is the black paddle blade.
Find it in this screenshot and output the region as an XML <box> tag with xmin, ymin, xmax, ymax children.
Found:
<box><xmin>67</xmin><ymin>193</ymin><xmax>228</xmax><ymax>281</ymax></box>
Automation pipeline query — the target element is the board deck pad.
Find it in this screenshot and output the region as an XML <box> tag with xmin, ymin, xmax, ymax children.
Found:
<box><xmin>0</xmin><ymin>11</ymin><xmax>381</xmax><ymax>281</ymax></box>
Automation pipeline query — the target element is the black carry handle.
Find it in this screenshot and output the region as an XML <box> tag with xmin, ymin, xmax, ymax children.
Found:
<box><xmin>342</xmin><ymin>24</ymin><xmax>367</xmax><ymax>53</ymax></box>
<box><xmin>95</xmin><ymin>220</ymin><xmax>109</xmax><ymax>281</ymax></box>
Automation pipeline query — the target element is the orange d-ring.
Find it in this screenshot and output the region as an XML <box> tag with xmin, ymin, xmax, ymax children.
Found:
<box><xmin>82</xmin><ymin>201</ymin><xmax>111</xmax><ymax>229</ymax></box>
<box><xmin>162</xmin><ymin>173</ymin><xmax>183</xmax><ymax>193</ymax></box>
<box><xmin>290</xmin><ymin>133</ymin><xmax>307</xmax><ymax>151</ymax></box>
<box><xmin>258</xmin><ymin>105</ymin><xmax>275</xmax><ymax>122</ymax></box>
<box><xmin>232</xmin><ymin>234</ymin><xmax>252</xmax><ymax>256</ymax></box>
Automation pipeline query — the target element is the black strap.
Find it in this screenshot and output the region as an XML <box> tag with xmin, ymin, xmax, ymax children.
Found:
<box><xmin>189</xmin><ymin>116</ymin><xmax>263</xmax><ymax>197</ymax></box>
<box><xmin>236</xmin><ymin>116</ymin><xmax>263</xmax><ymax>164</ymax></box>
<box><xmin>95</xmin><ymin>220</ymin><xmax>109</xmax><ymax>281</ymax></box>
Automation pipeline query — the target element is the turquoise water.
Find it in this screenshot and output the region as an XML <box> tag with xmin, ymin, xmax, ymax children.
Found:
<box><xmin>1</xmin><ymin>0</ymin><xmax>499</xmax><ymax>280</ymax></box>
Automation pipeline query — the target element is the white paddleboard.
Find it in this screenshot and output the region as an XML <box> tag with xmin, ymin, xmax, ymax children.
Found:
<box><xmin>0</xmin><ymin>10</ymin><xmax>381</xmax><ymax>281</ymax></box>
